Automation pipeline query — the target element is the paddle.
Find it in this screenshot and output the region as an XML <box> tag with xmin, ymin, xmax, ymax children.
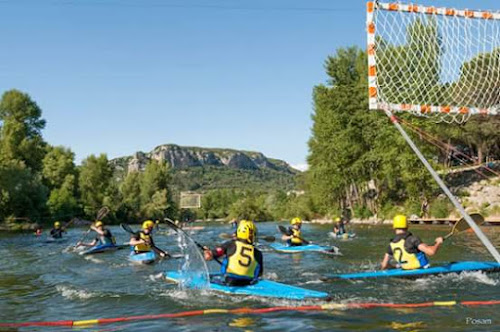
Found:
<box><xmin>163</xmin><ymin>218</ymin><xmax>222</xmax><ymax>265</ymax></box>
<box><xmin>277</xmin><ymin>225</ymin><xmax>310</xmax><ymax>244</ymax></box>
<box><xmin>218</xmin><ymin>232</ymin><xmax>276</xmax><ymax>242</ymax></box>
<box><xmin>120</xmin><ymin>223</ymin><xmax>170</xmax><ymax>258</ymax></box>
<box><xmin>444</xmin><ymin>213</ymin><xmax>485</xmax><ymax>240</ymax></box>
<box><xmin>74</xmin><ymin>206</ymin><xmax>109</xmax><ymax>248</ymax></box>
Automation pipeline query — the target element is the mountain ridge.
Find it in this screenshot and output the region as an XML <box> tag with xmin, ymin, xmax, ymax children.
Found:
<box><xmin>110</xmin><ymin>144</ymin><xmax>299</xmax><ymax>192</ymax></box>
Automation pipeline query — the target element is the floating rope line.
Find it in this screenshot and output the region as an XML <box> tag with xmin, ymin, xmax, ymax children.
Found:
<box><xmin>1</xmin><ymin>300</ymin><xmax>500</xmax><ymax>328</ymax></box>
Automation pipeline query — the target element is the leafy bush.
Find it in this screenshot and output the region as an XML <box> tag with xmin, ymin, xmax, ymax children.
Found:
<box><xmin>352</xmin><ymin>204</ymin><xmax>373</xmax><ymax>219</ymax></box>
<box><xmin>429</xmin><ymin>198</ymin><xmax>453</xmax><ymax>218</ymax></box>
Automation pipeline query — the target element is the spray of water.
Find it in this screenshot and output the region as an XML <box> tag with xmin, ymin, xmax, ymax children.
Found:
<box><xmin>176</xmin><ymin>232</ymin><xmax>210</xmax><ymax>290</ymax></box>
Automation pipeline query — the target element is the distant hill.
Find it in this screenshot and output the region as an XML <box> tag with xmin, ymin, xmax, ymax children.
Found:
<box><xmin>111</xmin><ymin>144</ymin><xmax>299</xmax><ymax>192</ymax></box>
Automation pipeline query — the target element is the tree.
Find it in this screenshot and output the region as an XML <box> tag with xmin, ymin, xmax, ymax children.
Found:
<box><xmin>47</xmin><ymin>174</ymin><xmax>79</xmax><ymax>219</ymax></box>
<box><xmin>229</xmin><ymin>194</ymin><xmax>272</xmax><ymax>221</ymax></box>
<box><xmin>307</xmin><ymin>46</ymin><xmax>437</xmax><ymax>218</ymax></box>
<box><xmin>0</xmin><ymin>90</ymin><xmax>47</xmax><ymax>171</ymax></box>
<box><xmin>0</xmin><ymin>160</ymin><xmax>47</xmax><ymax>221</ymax></box>
<box><xmin>119</xmin><ymin>171</ymin><xmax>142</xmax><ymax>221</ymax></box>
<box><xmin>42</xmin><ymin>146</ymin><xmax>77</xmax><ymax>189</ymax></box>
<box><xmin>79</xmin><ymin>154</ymin><xmax>113</xmax><ymax>217</ymax></box>
<box><xmin>139</xmin><ymin>160</ymin><xmax>175</xmax><ymax>219</ymax></box>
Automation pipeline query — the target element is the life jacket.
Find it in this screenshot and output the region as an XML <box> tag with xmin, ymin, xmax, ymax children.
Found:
<box><xmin>97</xmin><ymin>229</ymin><xmax>115</xmax><ymax>246</ymax></box>
<box><xmin>337</xmin><ymin>222</ymin><xmax>346</xmax><ymax>235</ymax></box>
<box><xmin>221</xmin><ymin>241</ymin><xmax>259</xmax><ymax>280</ymax></box>
<box><xmin>51</xmin><ymin>229</ymin><xmax>63</xmax><ymax>239</ymax></box>
<box><xmin>389</xmin><ymin>234</ymin><xmax>429</xmax><ymax>270</ymax></box>
<box><xmin>134</xmin><ymin>231</ymin><xmax>152</xmax><ymax>252</ymax></box>
<box><xmin>290</xmin><ymin>228</ymin><xmax>303</xmax><ymax>245</ymax></box>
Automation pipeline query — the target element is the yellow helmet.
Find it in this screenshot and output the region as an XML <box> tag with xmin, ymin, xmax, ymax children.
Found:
<box><xmin>236</xmin><ymin>220</ymin><xmax>257</xmax><ymax>244</ymax></box>
<box><xmin>335</xmin><ymin>217</ymin><xmax>341</xmax><ymax>222</ymax></box>
<box><xmin>393</xmin><ymin>215</ymin><xmax>407</xmax><ymax>229</ymax></box>
<box><xmin>95</xmin><ymin>221</ymin><xmax>104</xmax><ymax>228</ymax></box>
<box><xmin>54</xmin><ymin>221</ymin><xmax>61</xmax><ymax>228</ymax></box>
<box><xmin>291</xmin><ymin>217</ymin><xmax>302</xmax><ymax>225</ymax></box>
<box><xmin>142</xmin><ymin>220</ymin><xmax>154</xmax><ymax>229</ymax></box>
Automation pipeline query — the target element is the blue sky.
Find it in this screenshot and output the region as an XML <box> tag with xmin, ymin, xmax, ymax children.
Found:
<box><xmin>0</xmin><ymin>0</ymin><xmax>498</xmax><ymax>169</ymax></box>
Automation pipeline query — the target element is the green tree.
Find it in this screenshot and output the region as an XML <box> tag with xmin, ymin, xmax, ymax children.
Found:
<box><xmin>0</xmin><ymin>90</ymin><xmax>47</xmax><ymax>171</ymax></box>
<box><xmin>119</xmin><ymin>171</ymin><xmax>142</xmax><ymax>221</ymax></box>
<box><xmin>139</xmin><ymin>160</ymin><xmax>175</xmax><ymax>219</ymax></box>
<box><xmin>79</xmin><ymin>154</ymin><xmax>113</xmax><ymax>217</ymax></box>
<box><xmin>47</xmin><ymin>174</ymin><xmax>79</xmax><ymax>219</ymax></box>
<box><xmin>0</xmin><ymin>160</ymin><xmax>47</xmax><ymax>221</ymax></box>
<box><xmin>229</xmin><ymin>194</ymin><xmax>271</xmax><ymax>221</ymax></box>
<box><xmin>307</xmin><ymin>46</ymin><xmax>437</xmax><ymax>218</ymax></box>
<box><xmin>42</xmin><ymin>146</ymin><xmax>77</xmax><ymax>189</ymax></box>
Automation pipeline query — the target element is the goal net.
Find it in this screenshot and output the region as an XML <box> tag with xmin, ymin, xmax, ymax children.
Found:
<box><xmin>179</xmin><ymin>192</ymin><xmax>202</xmax><ymax>209</ymax></box>
<box><xmin>367</xmin><ymin>2</ymin><xmax>500</xmax><ymax>122</ymax></box>
<box><xmin>366</xmin><ymin>2</ymin><xmax>500</xmax><ymax>262</ymax></box>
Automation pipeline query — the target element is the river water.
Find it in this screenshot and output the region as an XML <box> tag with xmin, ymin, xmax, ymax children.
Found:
<box><xmin>1</xmin><ymin>222</ymin><xmax>500</xmax><ymax>331</ymax></box>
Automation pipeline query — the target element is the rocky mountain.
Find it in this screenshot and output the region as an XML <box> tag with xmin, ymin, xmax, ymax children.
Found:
<box><xmin>111</xmin><ymin>144</ymin><xmax>299</xmax><ymax>192</ymax></box>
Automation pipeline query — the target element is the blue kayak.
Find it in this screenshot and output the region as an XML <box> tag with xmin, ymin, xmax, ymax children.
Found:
<box><xmin>79</xmin><ymin>244</ymin><xmax>126</xmax><ymax>255</ymax></box>
<box><xmin>269</xmin><ymin>243</ymin><xmax>340</xmax><ymax>255</ymax></box>
<box><xmin>164</xmin><ymin>271</ymin><xmax>329</xmax><ymax>300</ymax></box>
<box><xmin>325</xmin><ymin>261</ymin><xmax>500</xmax><ymax>280</ymax></box>
<box><xmin>129</xmin><ymin>251</ymin><xmax>157</xmax><ymax>264</ymax></box>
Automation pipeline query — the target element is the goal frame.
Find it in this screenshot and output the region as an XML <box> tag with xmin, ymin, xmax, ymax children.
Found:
<box><xmin>367</xmin><ymin>1</ymin><xmax>500</xmax><ymax>263</ymax></box>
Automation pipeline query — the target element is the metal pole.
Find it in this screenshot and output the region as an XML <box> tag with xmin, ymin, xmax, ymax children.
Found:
<box><xmin>386</xmin><ymin>110</ymin><xmax>500</xmax><ymax>263</ymax></box>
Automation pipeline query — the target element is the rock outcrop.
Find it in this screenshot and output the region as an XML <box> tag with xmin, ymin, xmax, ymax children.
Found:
<box><xmin>111</xmin><ymin>144</ymin><xmax>297</xmax><ymax>175</ymax></box>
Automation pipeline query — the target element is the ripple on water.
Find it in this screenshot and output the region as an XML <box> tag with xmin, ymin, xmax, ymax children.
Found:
<box><xmin>2</xmin><ymin>223</ymin><xmax>500</xmax><ymax>331</ymax></box>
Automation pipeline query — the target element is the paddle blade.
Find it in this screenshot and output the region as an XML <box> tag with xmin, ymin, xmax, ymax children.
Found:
<box><xmin>120</xmin><ymin>223</ymin><xmax>136</xmax><ymax>235</ymax></box>
<box><xmin>259</xmin><ymin>235</ymin><xmax>276</xmax><ymax>242</ymax></box>
<box><xmin>96</xmin><ymin>206</ymin><xmax>110</xmax><ymax>221</ymax></box>
<box><xmin>277</xmin><ymin>225</ymin><xmax>288</xmax><ymax>235</ymax></box>
<box><xmin>455</xmin><ymin>213</ymin><xmax>485</xmax><ymax>232</ymax></box>
<box><xmin>445</xmin><ymin>213</ymin><xmax>485</xmax><ymax>240</ymax></box>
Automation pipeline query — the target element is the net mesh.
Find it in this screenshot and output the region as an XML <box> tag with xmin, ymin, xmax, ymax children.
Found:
<box><xmin>179</xmin><ymin>192</ymin><xmax>202</xmax><ymax>209</ymax></box>
<box><xmin>368</xmin><ymin>2</ymin><xmax>500</xmax><ymax>122</ymax></box>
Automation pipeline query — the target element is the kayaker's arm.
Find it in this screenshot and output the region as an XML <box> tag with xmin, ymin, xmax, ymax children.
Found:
<box><xmin>128</xmin><ymin>237</ymin><xmax>143</xmax><ymax>246</ymax></box>
<box><xmin>381</xmin><ymin>253</ymin><xmax>390</xmax><ymax>270</ymax></box>
<box><xmin>91</xmin><ymin>225</ymin><xmax>105</xmax><ymax>235</ymax></box>
<box><xmin>148</xmin><ymin>237</ymin><xmax>168</xmax><ymax>258</ymax></box>
<box><xmin>418</xmin><ymin>237</ymin><xmax>444</xmax><ymax>256</ymax></box>
<box><xmin>204</xmin><ymin>241</ymin><xmax>232</xmax><ymax>261</ymax></box>
<box><xmin>255</xmin><ymin>249</ymin><xmax>264</xmax><ymax>276</ymax></box>
<box><xmin>77</xmin><ymin>239</ymin><xmax>98</xmax><ymax>247</ymax></box>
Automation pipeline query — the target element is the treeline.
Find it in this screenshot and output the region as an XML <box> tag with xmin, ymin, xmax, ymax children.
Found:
<box><xmin>191</xmin><ymin>189</ymin><xmax>314</xmax><ymax>222</ymax></box>
<box><xmin>0</xmin><ymin>89</ymin><xmax>177</xmax><ymax>228</ymax></box>
<box><xmin>304</xmin><ymin>19</ymin><xmax>500</xmax><ymax>220</ymax></box>
<box><xmin>0</xmin><ymin>89</ymin><xmax>308</xmax><ymax>227</ymax></box>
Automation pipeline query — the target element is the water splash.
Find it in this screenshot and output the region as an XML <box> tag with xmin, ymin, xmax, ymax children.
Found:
<box><xmin>56</xmin><ymin>285</ymin><xmax>95</xmax><ymax>300</ymax></box>
<box><xmin>176</xmin><ymin>232</ymin><xmax>210</xmax><ymax>290</ymax></box>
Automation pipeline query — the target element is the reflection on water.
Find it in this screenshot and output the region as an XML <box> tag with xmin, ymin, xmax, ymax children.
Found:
<box><xmin>0</xmin><ymin>222</ymin><xmax>499</xmax><ymax>331</ymax></box>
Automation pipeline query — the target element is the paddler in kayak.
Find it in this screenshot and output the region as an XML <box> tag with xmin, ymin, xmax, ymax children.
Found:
<box><xmin>281</xmin><ymin>217</ymin><xmax>307</xmax><ymax>246</ymax></box>
<box><xmin>77</xmin><ymin>221</ymin><xmax>116</xmax><ymax>248</ymax></box>
<box><xmin>204</xmin><ymin>220</ymin><xmax>263</xmax><ymax>286</ymax></box>
<box><xmin>50</xmin><ymin>221</ymin><xmax>66</xmax><ymax>239</ymax></box>
<box><xmin>332</xmin><ymin>217</ymin><xmax>346</xmax><ymax>236</ymax></box>
<box><xmin>129</xmin><ymin>220</ymin><xmax>168</xmax><ymax>258</ymax></box>
<box><xmin>381</xmin><ymin>215</ymin><xmax>443</xmax><ymax>270</ymax></box>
